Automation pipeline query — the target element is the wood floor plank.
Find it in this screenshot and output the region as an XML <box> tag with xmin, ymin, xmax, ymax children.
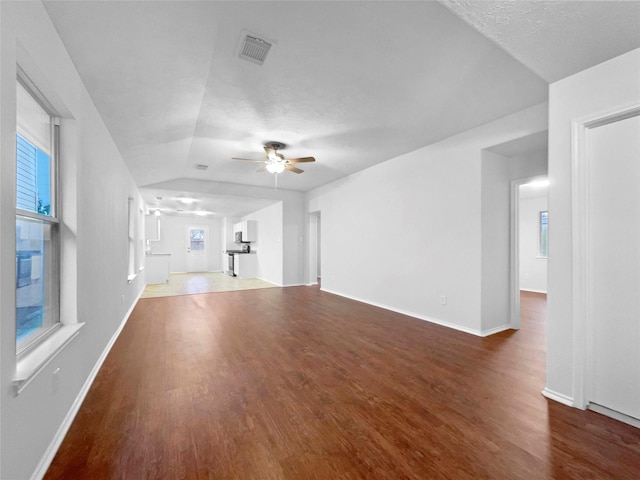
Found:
<box><xmin>45</xmin><ymin>289</ymin><xmax>640</xmax><ymax>479</ymax></box>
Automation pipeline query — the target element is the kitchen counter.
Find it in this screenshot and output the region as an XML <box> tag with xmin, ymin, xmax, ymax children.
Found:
<box><xmin>233</xmin><ymin>252</ymin><xmax>258</xmax><ymax>278</ymax></box>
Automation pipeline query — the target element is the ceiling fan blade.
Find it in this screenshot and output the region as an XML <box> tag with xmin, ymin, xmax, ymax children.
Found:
<box><xmin>287</xmin><ymin>156</ymin><xmax>315</xmax><ymax>163</ymax></box>
<box><xmin>256</xmin><ymin>166</ymin><xmax>268</xmax><ymax>173</ymax></box>
<box><xmin>285</xmin><ymin>165</ymin><xmax>304</xmax><ymax>174</ymax></box>
<box><xmin>232</xmin><ymin>157</ymin><xmax>265</xmax><ymax>163</ymax></box>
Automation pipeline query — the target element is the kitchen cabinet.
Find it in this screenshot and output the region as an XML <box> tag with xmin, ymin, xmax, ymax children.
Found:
<box><xmin>146</xmin><ymin>253</ymin><xmax>170</xmax><ymax>283</ymax></box>
<box><xmin>234</xmin><ymin>253</ymin><xmax>258</xmax><ymax>278</ymax></box>
<box><xmin>145</xmin><ymin>214</ymin><xmax>160</xmax><ymax>241</ymax></box>
<box><xmin>243</xmin><ymin>221</ymin><xmax>257</xmax><ymax>242</ymax></box>
<box><xmin>233</xmin><ymin>220</ymin><xmax>257</xmax><ymax>242</ymax></box>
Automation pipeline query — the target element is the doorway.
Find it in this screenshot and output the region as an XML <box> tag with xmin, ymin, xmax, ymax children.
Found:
<box><xmin>187</xmin><ymin>225</ymin><xmax>209</xmax><ymax>272</ymax></box>
<box><xmin>510</xmin><ymin>176</ymin><xmax>549</xmax><ymax>329</ymax></box>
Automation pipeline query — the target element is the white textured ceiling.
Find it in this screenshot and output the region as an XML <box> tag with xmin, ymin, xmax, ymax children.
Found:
<box><xmin>440</xmin><ymin>0</ymin><xmax>640</xmax><ymax>82</ymax></box>
<box><xmin>42</xmin><ymin>1</ymin><xmax>639</xmax><ymax>216</ymax></box>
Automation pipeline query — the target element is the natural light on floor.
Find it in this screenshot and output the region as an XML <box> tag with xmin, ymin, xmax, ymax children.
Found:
<box><xmin>141</xmin><ymin>272</ymin><xmax>278</xmax><ymax>298</ymax></box>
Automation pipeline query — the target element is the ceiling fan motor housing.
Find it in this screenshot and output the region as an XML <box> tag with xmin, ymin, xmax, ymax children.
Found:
<box><xmin>265</xmin><ymin>141</ymin><xmax>286</xmax><ymax>151</ymax></box>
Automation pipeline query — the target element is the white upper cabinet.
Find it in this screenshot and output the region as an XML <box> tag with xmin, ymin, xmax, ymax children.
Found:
<box><xmin>243</xmin><ymin>220</ymin><xmax>257</xmax><ymax>242</ymax></box>
<box><xmin>233</xmin><ymin>220</ymin><xmax>257</xmax><ymax>242</ymax></box>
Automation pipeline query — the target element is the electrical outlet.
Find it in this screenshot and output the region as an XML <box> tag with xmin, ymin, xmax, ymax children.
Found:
<box><xmin>440</xmin><ymin>295</ymin><xmax>447</xmax><ymax>305</ymax></box>
<box><xmin>121</xmin><ymin>294</ymin><xmax>125</xmax><ymax>303</ymax></box>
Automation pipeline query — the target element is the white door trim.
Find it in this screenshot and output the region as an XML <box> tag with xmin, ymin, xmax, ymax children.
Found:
<box><xmin>570</xmin><ymin>103</ymin><xmax>640</xmax><ymax>410</ymax></box>
<box><xmin>307</xmin><ymin>212</ymin><xmax>320</xmax><ymax>286</ymax></box>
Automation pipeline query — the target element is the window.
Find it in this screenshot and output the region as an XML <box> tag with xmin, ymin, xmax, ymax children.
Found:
<box><xmin>539</xmin><ymin>210</ymin><xmax>548</xmax><ymax>258</ymax></box>
<box><xmin>16</xmin><ymin>79</ymin><xmax>60</xmax><ymax>354</ymax></box>
<box><xmin>190</xmin><ymin>228</ymin><xmax>205</xmax><ymax>251</ymax></box>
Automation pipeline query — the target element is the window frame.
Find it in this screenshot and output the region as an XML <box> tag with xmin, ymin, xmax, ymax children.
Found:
<box><xmin>15</xmin><ymin>75</ymin><xmax>62</xmax><ymax>357</ymax></box>
<box><xmin>538</xmin><ymin>210</ymin><xmax>549</xmax><ymax>259</ymax></box>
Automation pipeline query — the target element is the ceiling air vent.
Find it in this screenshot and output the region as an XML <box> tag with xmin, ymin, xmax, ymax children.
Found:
<box><xmin>238</xmin><ymin>34</ymin><xmax>272</xmax><ymax>65</ymax></box>
<box><xmin>194</xmin><ymin>164</ymin><xmax>208</xmax><ymax>171</ymax></box>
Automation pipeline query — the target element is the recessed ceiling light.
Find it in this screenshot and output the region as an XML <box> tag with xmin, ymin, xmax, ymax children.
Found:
<box><xmin>195</xmin><ymin>211</ymin><xmax>208</xmax><ymax>216</ymax></box>
<box><xmin>178</xmin><ymin>197</ymin><xmax>196</xmax><ymax>205</ymax></box>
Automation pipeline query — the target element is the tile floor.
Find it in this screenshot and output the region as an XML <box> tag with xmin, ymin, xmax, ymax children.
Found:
<box><xmin>141</xmin><ymin>272</ymin><xmax>278</xmax><ymax>298</ymax></box>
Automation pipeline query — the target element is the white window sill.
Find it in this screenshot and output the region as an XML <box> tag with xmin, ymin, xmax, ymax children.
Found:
<box><xmin>127</xmin><ymin>273</ymin><xmax>137</xmax><ymax>284</ymax></box>
<box><xmin>13</xmin><ymin>323</ymin><xmax>85</xmax><ymax>395</ymax></box>
<box><xmin>536</xmin><ymin>256</ymin><xmax>548</xmax><ymax>260</ymax></box>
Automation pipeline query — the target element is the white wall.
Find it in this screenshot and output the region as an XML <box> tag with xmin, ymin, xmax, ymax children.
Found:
<box><xmin>283</xmin><ymin>199</ymin><xmax>306</xmax><ymax>286</ymax></box>
<box><xmin>242</xmin><ymin>202</ymin><xmax>284</xmax><ymax>285</ymax></box>
<box><xmin>151</xmin><ymin>214</ymin><xmax>222</xmax><ymax>272</ymax></box>
<box><xmin>0</xmin><ymin>2</ymin><xmax>145</xmax><ymax>478</ymax></box>
<box><xmin>307</xmin><ymin>103</ymin><xmax>548</xmax><ymax>336</ymax></box>
<box><xmin>480</xmin><ymin>151</ymin><xmax>512</xmax><ymax>333</ymax></box>
<box><xmin>519</xmin><ymin>194</ymin><xmax>548</xmax><ymax>293</ymax></box>
<box><xmin>546</xmin><ymin>48</ymin><xmax>640</xmax><ymax>402</ymax></box>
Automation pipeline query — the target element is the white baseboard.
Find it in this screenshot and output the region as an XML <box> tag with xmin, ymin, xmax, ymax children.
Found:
<box><xmin>320</xmin><ymin>288</ymin><xmax>491</xmax><ymax>337</ymax></box>
<box><xmin>31</xmin><ymin>288</ymin><xmax>144</xmax><ymax>480</ymax></box>
<box><xmin>541</xmin><ymin>387</ymin><xmax>575</xmax><ymax>407</ymax></box>
<box><xmin>588</xmin><ymin>403</ymin><xmax>640</xmax><ymax>428</ymax></box>
<box><xmin>480</xmin><ymin>324</ymin><xmax>512</xmax><ymax>337</ymax></box>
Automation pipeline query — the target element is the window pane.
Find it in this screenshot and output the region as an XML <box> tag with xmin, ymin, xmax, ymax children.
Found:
<box><xmin>539</xmin><ymin>211</ymin><xmax>549</xmax><ymax>257</ymax></box>
<box><xmin>190</xmin><ymin>229</ymin><xmax>205</xmax><ymax>251</ymax></box>
<box><xmin>16</xmin><ymin>215</ymin><xmax>59</xmax><ymax>349</ymax></box>
<box><xmin>16</xmin><ymin>133</ymin><xmax>51</xmax><ymax>215</ymax></box>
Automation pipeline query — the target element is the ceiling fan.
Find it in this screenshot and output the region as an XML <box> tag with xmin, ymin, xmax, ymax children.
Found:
<box><xmin>233</xmin><ymin>142</ymin><xmax>315</xmax><ymax>174</ymax></box>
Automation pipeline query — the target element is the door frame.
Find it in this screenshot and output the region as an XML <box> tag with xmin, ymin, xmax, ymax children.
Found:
<box><xmin>509</xmin><ymin>175</ymin><xmax>547</xmax><ymax>330</ymax></box>
<box><xmin>570</xmin><ymin>103</ymin><xmax>640</xmax><ymax>412</ymax></box>
<box><xmin>186</xmin><ymin>224</ymin><xmax>209</xmax><ymax>273</ymax></box>
<box><xmin>307</xmin><ymin>211</ymin><xmax>320</xmax><ymax>286</ymax></box>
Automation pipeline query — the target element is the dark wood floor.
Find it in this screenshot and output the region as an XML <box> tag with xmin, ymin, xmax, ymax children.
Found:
<box><xmin>45</xmin><ymin>288</ymin><xmax>640</xmax><ymax>479</ymax></box>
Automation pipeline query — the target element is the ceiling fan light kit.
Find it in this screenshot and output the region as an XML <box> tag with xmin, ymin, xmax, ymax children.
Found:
<box><xmin>266</xmin><ymin>163</ymin><xmax>285</xmax><ymax>174</ymax></box>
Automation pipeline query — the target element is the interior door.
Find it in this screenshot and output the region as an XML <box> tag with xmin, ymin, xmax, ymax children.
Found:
<box><xmin>187</xmin><ymin>225</ymin><xmax>209</xmax><ymax>273</ymax></box>
<box><xmin>588</xmin><ymin>113</ymin><xmax>640</xmax><ymax>420</ymax></box>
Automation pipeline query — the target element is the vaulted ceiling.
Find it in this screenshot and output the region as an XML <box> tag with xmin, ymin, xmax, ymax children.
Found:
<box><xmin>43</xmin><ymin>1</ymin><xmax>640</xmax><ymax>216</ymax></box>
